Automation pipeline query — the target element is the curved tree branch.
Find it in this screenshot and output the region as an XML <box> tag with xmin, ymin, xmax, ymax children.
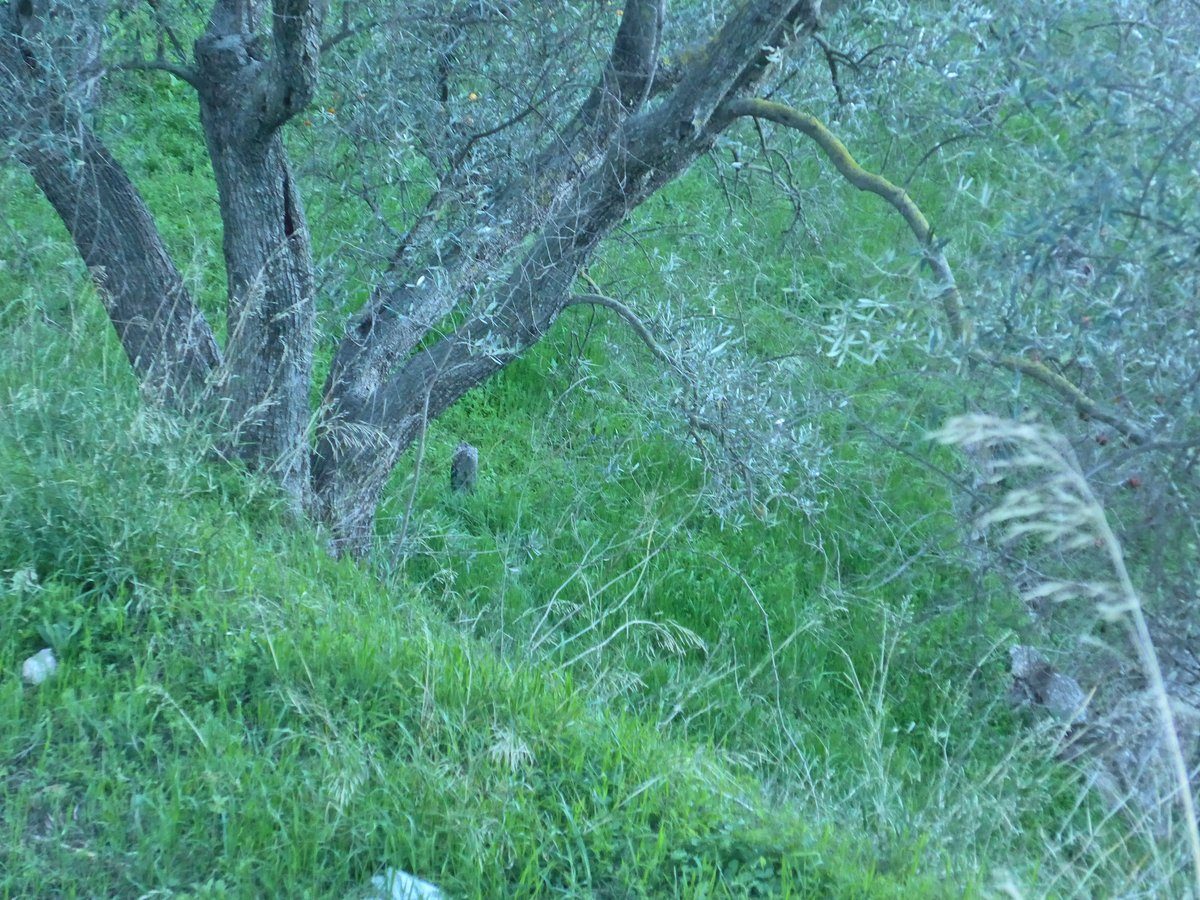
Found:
<box><xmin>721</xmin><ymin>96</ymin><xmax>1149</xmax><ymax>444</ymax></box>
<box><xmin>564</xmin><ymin>292</ymin><xmax>676</xmax><ymax>369</ymax></box>
<box><xmin>811</xmin><ymin>33</ymin><xmax>848</xmax><ymax>105</ymax></box>
<box><xmin>109</xmin><ymin>57</ymin><xmax>201</xmax><ymax>88</ymax></box>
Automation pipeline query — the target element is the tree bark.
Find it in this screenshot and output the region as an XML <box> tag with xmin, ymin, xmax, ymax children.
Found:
<box><xmin>193</xmin><ymin>0</ymin><xmax>325</xmax><ymax>510</ymax></box>
<box><xmin>316</xmin><ymin>0</ymin><xmax>671</xmax><ymax>419</ymax></box>
<box><xmin>0</xmin><ymin>0</ymin><xmax>221</xmax><ymax>406</ymax></box>
<box><xmin>24</xmin><ymin>134</ymin><xmax>223</xmax><ymax>405</ymax></box>
<box><xmin>199</xmin><ymin>110</ymin><xmax>315</xmax><ymax>507</ymax></box>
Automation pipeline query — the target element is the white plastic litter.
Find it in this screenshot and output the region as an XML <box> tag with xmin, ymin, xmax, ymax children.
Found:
<box><xmin>21</xmin><ymin>648</ymin><xmax>57</xmax><ymax>685</ymax></box>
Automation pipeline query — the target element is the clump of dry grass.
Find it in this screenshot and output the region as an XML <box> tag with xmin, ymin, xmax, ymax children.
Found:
<box><xmin>934</xmin><ymin>414</ymin><xmax>1200</xmax><ymax>894</ymax></box>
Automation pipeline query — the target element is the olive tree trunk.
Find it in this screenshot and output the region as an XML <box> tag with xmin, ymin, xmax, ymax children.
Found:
<box><xmin>1</xmin><ymin>0</ymin><xmax>221</xmax><ymax>405</ymax></box>
<box><xmin>194</xmin><ymin>1</ymin><xmax>320</xmax><ymax>510</ymax></box>
<box><xmin>2</xmin><ymin>0</ymin><xmax>826</xmax><ymax>557</ymax></box>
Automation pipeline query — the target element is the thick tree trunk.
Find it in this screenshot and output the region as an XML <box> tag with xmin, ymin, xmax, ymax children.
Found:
<box><xmin>22</xmin><ymin>129</ymin><xmax>222</xmax><ymax>405</ymax></box>
<box><xmin>315</xmin><ymin>0</ymin><xmax>672</xmax><ymax>432</ymax></box>
<box><xmin>313</xmin><ymin>119</ymin><xmax>699</xmax><ymax>553</ymax></box>
<box><xmin>194</xmin><ymin>6</ymin><xmax>320</xmax><ymax>510</ymax></box>
<box><xmin>312</xmin><ymin>249</ymin><xmax>585</xmax><ymax>555</ymax></box>
<box><xmin>1</xmin><ymin>0</ymin><xmax>221</xmax><ymax>406</ymax></box>
<box><xmin>311</xmin><ymin>0</ymin><xmax>678</xmax><ymax>554</ymax></box>
<box><xmin>201</xmin><ymin>121</ymin><xmax>315</xmax><ymax>508</ymax></box>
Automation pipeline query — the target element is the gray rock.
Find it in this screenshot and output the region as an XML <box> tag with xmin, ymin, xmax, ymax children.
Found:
<box><xmin>21</xmin><ymin>648</ymin><xmax>56</xmax><ymax>686</ymax></box>
<box><xmin>1009</xmin><ymin>645</ymin><xmax>1088</xmax><ymax>724</ymax></box>
<box><xmin>450</xmin><ymin>441</ymin><xmax>478</xmax><ymax>493</ymax></box>
<box><xmin>360</xmin><ymin>868</ymin><xmax>444</xmax><ymax>900</ymax></box>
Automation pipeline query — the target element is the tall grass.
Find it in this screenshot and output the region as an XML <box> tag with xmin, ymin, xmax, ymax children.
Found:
<box><xmin>937</xmin><ymin>415</ymin><xmax>1200</xmax><ymax>897</ymax></box>
<box><xmin>0</xmin><ymin>305</ymin><xmax>949</xmax><ymax>895</ymax></box>
<box><xmin>0</xmin><ymin>43</ymin><xmax>1188</xmax><ymax>889</ymax></box>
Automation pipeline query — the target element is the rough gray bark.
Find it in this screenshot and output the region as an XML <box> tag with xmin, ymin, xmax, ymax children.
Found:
<box><xmin>193</xmin><ymin>0</ymin><xmax>325</xmax><ymax>509</ymax></box>
<box><xmin>0</xmin><ymin>0</ymin><xmax>221</xmax><ymax>406</ymax></box>
<box><xmin>316</xmin><ymin>1</ymin><xmax>673</xmax><ymax>426</ymax></box>
<box><xmin>3</xmin><ymin>0</ymin><xmax>826</xmax><ymax>557</ymax></box>
<box><xmin>22</xmin><ymin>127</ymin><xmax>224</xmax><ymax>405</ymax></box>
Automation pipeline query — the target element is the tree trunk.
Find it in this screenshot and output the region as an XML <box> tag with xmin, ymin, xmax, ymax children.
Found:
<box><xmin>194</xmin><ymin>10</ymin><xmax>319</xmax><ymax>511</ymax></box>
<box><xmin>202</xmin><ymin>124</ymin><xmax>315</xmax><ymax>509</ymax></box>
<box><xmin>1</xmin><ymin>0</ymin><xmax>221</xmax><ymax>406</ymax></box>
<box><xmin>22</xmin><ymin>129</ymin><xmax>223</xmax><ymax>405</ymax></box>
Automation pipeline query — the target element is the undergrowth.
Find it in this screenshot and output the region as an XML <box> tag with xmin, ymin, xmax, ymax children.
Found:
<box><xmin>0</xmin><ymin>313</ymin><xmax>942</xmax><ymax>897</ymax></box>
<box><xmin>0</xmin><ymin>41</ymin><xmax>1180</xmax><ymax>895</ymax></box>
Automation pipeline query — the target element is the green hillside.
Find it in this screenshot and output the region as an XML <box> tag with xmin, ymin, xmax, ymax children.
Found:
<box><xmin>1</xmin><ymin>4</ymin><xmax>1189</xmax><ymax>895</ymax></box>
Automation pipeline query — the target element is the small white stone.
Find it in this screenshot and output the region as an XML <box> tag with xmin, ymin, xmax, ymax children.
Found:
<box><xmin>21</xmin><ymin>648</ymin><xmax>57</xmax><ymax>685</ymax></box>
<box><xmin>363</xmin><ymin>868</ymin><xmax>444</xmax><ymax>900</ymax></box>
<box><xmin>10</xmin><ymin>568</ymin><xmax>39</xmax><ymax>593</ymax></box>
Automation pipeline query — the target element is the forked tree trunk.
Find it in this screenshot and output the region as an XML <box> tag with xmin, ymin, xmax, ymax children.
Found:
<box><xmin>311</xmin><ymin>0</ymin><xmax>825</xmax><ymax>556</ymax></box>
<box><xmin>3</xmin><ymin>0</ymin><xmax>826</xmax><ymax>558</ymax></box>
<box><xmin>311</xmin><ymin>245</ymin><xmax>588</xmax><ymax>554</ymax></box>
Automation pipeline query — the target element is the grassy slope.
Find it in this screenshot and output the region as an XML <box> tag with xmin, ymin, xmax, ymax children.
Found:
<box><xmin>0</xmin><ymin>70</ymin><xmax>1149</xmax><ymax>897</ymax></box>
<box><xmin>0</xmin><ymin>314</ymin><xmax>947</xmax><ymax>897</ymax></box>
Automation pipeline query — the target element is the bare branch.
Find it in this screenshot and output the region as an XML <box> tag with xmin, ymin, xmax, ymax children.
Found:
<box><xmin>109</xmin><ymin>57</ymin><xmax>201</xmax><ymax>89</ymax></box>
<box><xmin>320</xmin><ymin>7</ymin><xmax>503</xmax><ymax>54</ymax></box>
<box><xmin>143</xmin><ymin>0</ymin><xmax>190</xmax><ymax>62</ymax></box>
<box><xmin>811</xmin><ymin>33</ymin><xmax>847</xmax><ymax>105</ymax></box>
<box><xmin>563</xmin><ymin>292</ymin><xmax>675</xmax><ymax>369</ymax></box>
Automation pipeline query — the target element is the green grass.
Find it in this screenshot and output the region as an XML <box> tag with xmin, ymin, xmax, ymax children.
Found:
<box><xmin>0</xmin><ymin>312</ymin><xmax>952</xmax><ymax>897</ymax></box>
<box><xmin>0</xmin><ymin>48</ymin><xmax>1173</xmax><ymax>896</ymax></box>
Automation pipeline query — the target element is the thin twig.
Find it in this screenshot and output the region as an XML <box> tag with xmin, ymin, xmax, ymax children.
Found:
<box><xmin>563</xmin><ymin>292</ymin><xmax>675</xmax><ymax>370</ymax></box>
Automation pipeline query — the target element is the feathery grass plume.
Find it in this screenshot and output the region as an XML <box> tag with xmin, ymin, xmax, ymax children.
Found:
<box><xmin>934</xmin><ymin>414</ymin><xmax>1200</xmax><ymax>893</ymax></box>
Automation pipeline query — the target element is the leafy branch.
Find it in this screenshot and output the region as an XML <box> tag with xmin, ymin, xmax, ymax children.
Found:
<box><xmin>721</xmin><ymin>97</ymin><xmax>1149</xmax><ymax>444</ymax></box>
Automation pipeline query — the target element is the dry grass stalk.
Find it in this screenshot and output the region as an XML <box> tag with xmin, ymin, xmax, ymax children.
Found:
<box><xmin>934</xmin><ymin>414</ymin><xmax>1200</xmax><ymax>893</ymax></box>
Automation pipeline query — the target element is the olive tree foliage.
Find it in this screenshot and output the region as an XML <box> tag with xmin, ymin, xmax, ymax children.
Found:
<box><xmin>779</xmin><ymin>0</ymin><xmax>1200</xmax><ymax>771</ymax></box>
<box><xmin>753</xmin><ymin>0</ymin><xmax>1200</xmax><ymax>435</ymax></box>
<box><xmin>0</xmin><ymin>0</ymin><xmax>838</xmax><ymax>555</ymax></box>
<box><xmin>6</xmin><ymin>0</ymin><xmax>1195</xmax><ymax>572</ymax></box>
<box><xmin>708</xmin><ymin>0</ymin><xmax>1199</xmax><ymax>503</ymax></box>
